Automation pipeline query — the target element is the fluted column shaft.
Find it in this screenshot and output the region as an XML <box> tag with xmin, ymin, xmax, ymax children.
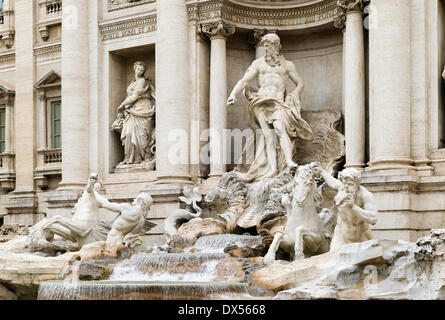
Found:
<box><xmin>202</xmin><ymin>21</ymin><xmax>235</xmax><ymax>180</ymax></box>
<box><xmin>59</xmin><ymin>0</ymin><xmax>90</xmax><ymax>189</ymax></box>
<box><xmin>344</xmin><ymin>10</ymin><xmax>366</xmax><ymax>169</ymax></box>
<box><xmin>369</xmin><ymin>0</ymin><xmax>412</xmax><ymax>169</ymax></box>
<box><xmin>156</xmin><ymin>0</ymin><xmax>191</xmax><ymax>183</ymax></box>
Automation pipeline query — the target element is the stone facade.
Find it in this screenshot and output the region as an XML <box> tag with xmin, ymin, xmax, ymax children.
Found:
<box><xmin>0</xmin><ymin>0</ymin><xmax>444</xmax><ymax>245</ymax></box>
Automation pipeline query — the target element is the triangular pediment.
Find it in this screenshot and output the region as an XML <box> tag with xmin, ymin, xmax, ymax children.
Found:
<box><xmin>0</xmin><ymin>81</ymin><xmax>14</xmax><ymax>96</ymax></box>
<box><xmin>34</xmin><ymin>70</ymin><xmax>61</xmax><ymax>89</ymax></box>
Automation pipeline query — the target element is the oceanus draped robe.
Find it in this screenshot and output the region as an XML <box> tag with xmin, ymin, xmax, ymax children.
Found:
<box><xmin>236</xmin><ymin>91</ymin><xmax>314</xmax><ymax>182</ymax></box>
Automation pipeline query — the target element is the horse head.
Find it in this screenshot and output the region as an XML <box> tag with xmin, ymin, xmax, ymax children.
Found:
<box><xmin>293</xmin><ymin>163</ymin><xmax>318</xmax><ymax>208</ymax></box>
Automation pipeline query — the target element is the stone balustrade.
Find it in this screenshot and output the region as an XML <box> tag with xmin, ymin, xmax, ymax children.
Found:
<box><xmin>38</xmin><ymin>0</ymin><xmax>62</xmax><ymax>41</ymax></box>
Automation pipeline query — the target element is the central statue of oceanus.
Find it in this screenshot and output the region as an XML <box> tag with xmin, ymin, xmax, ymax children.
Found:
<box><xmin>227</xmin><ymin>33</ymin><xmax>314</xmax><ymax>182</ymax></box>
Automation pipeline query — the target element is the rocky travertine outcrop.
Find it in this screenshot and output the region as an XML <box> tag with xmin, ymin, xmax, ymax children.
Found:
<box><xmin>0</xmin><ymin>237</ymin><xmax>129</xmax><ymax>299</ymax></box>
<box><xmin>252</xmin><ymin>234</ymin><xmax>445</xmax><ymax>300</ymax></box>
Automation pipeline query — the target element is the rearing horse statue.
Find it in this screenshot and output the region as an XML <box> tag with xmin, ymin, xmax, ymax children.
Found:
<box><xmin>264</xmin><ymin>162</ymin><xmax>331</xmax><ymax>264</ymax></box>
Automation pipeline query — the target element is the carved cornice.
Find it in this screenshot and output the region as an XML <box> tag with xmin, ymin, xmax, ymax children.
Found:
<box><xmin>0</xmin><ymin>52</ymin><xmax>14</xmax><ymax>65</ymax></box>
<box><xmin>107</xmin><ymin>0</ymin><xmax>155</xmax><ymax>12</ymax></box>
<box><xmin>34</xmin><ymin>43</ymin><xmax>61</xmax><ymax>63</ymax></box>
<box><xmin>334</xmin><ymin>0</ymin><xmax>369</xmax><ymax>29</ymax></box>
<box><xmin>200</xmin><ymin>20</ymin><xmax>235</xmax><ymax>40</ymax></box>
<box><xmin>99</xmin><ymin>0</ymin><xmax>340</xmax><ymax>42</ymax></box>
<box><xmin>99</xmin><ymin>15</ymin><xmax>157</xmax><ymax>41</ymax></box>
<box><xmin>188</xmin><ymin>0</ymin><xmax>339</xmax><ymax>30</ymax></box>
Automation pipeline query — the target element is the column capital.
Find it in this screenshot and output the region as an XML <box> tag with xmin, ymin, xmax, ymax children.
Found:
<box><xmin>200</xmin><ymin>20</ymin><xmax>235</xmax><ymax>41</ymax></box>
<box><xmin>248</xmin><ymin>29</ymin><xmax>277</xmax><ymax>48</ymax></box>
<box><xmin>334</xmin><ymin>0</ymin><xmax>369</xmax><ymax>29</ymax></box>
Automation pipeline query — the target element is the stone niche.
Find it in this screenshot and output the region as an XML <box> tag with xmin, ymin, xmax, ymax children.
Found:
<box><xmin>108</xmin><ymin>44</ymin><xmax>156</xmax><ymax>173</ymax></box>
<box><xmin>225</xmin><ymin>29</ymin><xmax>343</xmax><ymax>171</ymax></box>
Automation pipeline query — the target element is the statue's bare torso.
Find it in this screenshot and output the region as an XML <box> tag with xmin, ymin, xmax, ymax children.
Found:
<box><xmin>256</xmin><ymin>57</ymin><xmax>293</xmax><ymax>102</ymax></box>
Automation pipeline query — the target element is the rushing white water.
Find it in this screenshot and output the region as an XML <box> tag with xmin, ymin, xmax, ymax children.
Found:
<box><xmin>187</xmin><ymin>234</ymin><xmax>263</xmax><ymax>253</ymax></box>
<box><xmin>38</xmin><ymin>281</ymin><xmax>248</xmax><ymax>300</ymax></box>
<box><xmin>110</xmin><ymin>257</ymin><xmax>221</xmax><ymax>282</ymax></box>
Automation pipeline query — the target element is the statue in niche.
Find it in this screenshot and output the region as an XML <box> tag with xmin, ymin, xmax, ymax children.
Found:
<box><xmin>313</xmin><ymin>165</ymin><xmax>378</xmax><ymax>252</ymax></box>
<box><xmin>227</xmin><ymin>33</ymin><xmax>314</xmax><ymax>182</ymax></box>
<box><xmin>112</xmin><ymin>61</ymin><xmax>156</xmax><ymax>170</ymax></box>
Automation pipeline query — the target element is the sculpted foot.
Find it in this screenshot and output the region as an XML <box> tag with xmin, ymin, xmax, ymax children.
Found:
<box><xmin>286</xmin><ymin>161</ymin><xmax>299</xmax><ymax>169</ymax></box>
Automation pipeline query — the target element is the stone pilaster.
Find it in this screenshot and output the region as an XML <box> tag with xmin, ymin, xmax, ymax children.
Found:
<box><xmin>336</xmin><ymin>0</ymin><xmax>368</xmax><ymax>170</ymax></box>
<box><xmin>59</xmin><ymin>0</ymin><xmax>90</xmax><ymax>190</ymax></box>
<box><xmin>37</xmin><ymin>91</ymin><xmax>47</xmax><ymax>151</ymax></box>
<box><xmin>201</xmin><ymin>21</ymin><xmax>235</xmax><ymax>181</ymax></box>
<box><xmin>368</xmin><ymin>0</ymin><xmax>413</xmax><ymax>174</ymax></box>
<box><xmin>155</xmin><ymin>0</ymin><xmax>192</xmax><ymax>185</ymax></box>
<box><xmin>5</xmin><ymin>0</ymin><xmax>39</xmax><ymax>224</ymax></box>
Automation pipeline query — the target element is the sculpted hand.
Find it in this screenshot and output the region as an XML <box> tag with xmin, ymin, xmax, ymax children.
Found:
<box><xmin>227</xmin><ymin>95</ymin><xmax>236</xmax><ymax>105</ymax></box>
<box><xmin>117</xmin><ymin>103</ymin><xmax>126</xmax><ymax>112</ymax></box>
<box><xmin>311</xmin><ymin>163</ymin><xmax>322</xmax><ymax>178</ymax></box>
<box><xmin>94</xmin><ymin>182</ymin><xmax>102</xmax><ymax>193</ymax></box>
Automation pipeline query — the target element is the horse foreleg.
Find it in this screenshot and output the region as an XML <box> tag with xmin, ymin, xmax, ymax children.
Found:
<box><xmin>47</xmin><ymin>216</ymin><xmax>91</xmax><ymax>238</ymax></box>
<box><xmin>294</xmin><ymin>227</ymin><xmax>324</xmax><ymax>261</ymax></box>
<box><xmin>264</xmin><ymin>232</ymin><xmax>283</xmax><ymax>265</ymax></box>
<box><xmin>43</xmin><ymin>223</ymin><xmax>77</xmax><ymax>243</ymax></box>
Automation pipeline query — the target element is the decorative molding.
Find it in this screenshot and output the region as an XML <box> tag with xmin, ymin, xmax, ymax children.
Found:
<box><xmin>99</xmin><ymin>0</ymin><xmax>339</xmax><ymax>42</ymax></box>
<box><xmin>34</xmin><ymin>43</ymin><xmax>61</xmax><ymax>63</ymax></box>
<box><xmin>0</xmin><ymin>52</ymin><xmax>15</xmax><ymax>70</ymax></box>
<box><xmin>99</xmin><ymin>15</ymin><xmax>157</xmax><ymax>41</ymax></box>
<box><xmin>188</xmin><ymin>0</ymin><xmax>339</xmax><ymax>30</ymax></box>
<box><xmin>107</xmin><ymin>0</ymin><xmax>155</xmax><ymax>12</ymax></box>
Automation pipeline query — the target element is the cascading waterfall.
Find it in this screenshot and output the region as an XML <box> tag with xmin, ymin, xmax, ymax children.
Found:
<box><xmin>37</xmin><ymin>234</ymin><xmax>263</xmax><ymax>300</ymax></box>
<box><xmin>188</xmin><ymin>234</ymin><xmax>263</xmax><ymax>253</ymax></box>
<box><xmin>109</xmin><ymin>253</ymin><xmax>228</xmax><ymax>282</ymax></box>
<box><xmin>38</xmin><ymin>281</ymin><xmax>248</xmax><ymax>300</ymax></box>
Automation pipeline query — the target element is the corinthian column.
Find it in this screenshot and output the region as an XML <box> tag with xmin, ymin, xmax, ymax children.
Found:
<box><xmin>336</xmin><ymin>0</ymin><xmax>368</xmax><ymax>170</ymax></box>
<box><xmin>156</xmin><ymin>0</ymin><xmax>191</xmax><ymax>184</ymax></box>
<box><xmin>59</xmin><ymin>0</ymin><xmax>90</xmax><ymax>189</ymax></box>
<box><xmin>368</xmin><ymin>0</ymin><xmax>413</xmax><ymax>172</ymax></box>
<box><xmin>201</xmin><ymin>21</ymin><xmax>235</xmax><ymax>181</ymax></box>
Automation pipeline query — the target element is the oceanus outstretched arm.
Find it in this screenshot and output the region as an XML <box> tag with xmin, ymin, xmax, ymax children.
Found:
<box><xmin>93</xmin><ymin>186</ymin><xmax>125</xmax><ymax>214</ymax></box>
<box><xmin>227</xmin><ymin>61</ymin><xmax>259</xmax><ymax>105</ymax></box>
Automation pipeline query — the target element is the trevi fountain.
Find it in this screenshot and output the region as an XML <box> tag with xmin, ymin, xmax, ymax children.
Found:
<box><xmin>0</xmin><ymin>0</ymin><xmax>444</xmax><ymax>302</ymax></box>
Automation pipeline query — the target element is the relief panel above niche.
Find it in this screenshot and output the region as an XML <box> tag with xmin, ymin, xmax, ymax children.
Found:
<box><xmin>108</xmin><ymin>0</ymin><xmax>155</xmax><ymax>12</ymax></box>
